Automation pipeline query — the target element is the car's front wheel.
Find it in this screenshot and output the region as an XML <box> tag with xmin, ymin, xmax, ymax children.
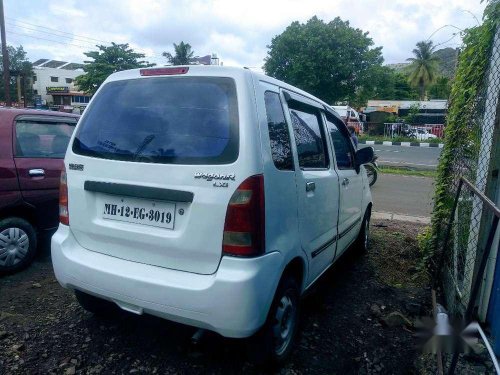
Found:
<box><xmin>0</xmin><ymin>217</ymin><xmax>37</xmax><ymax>275</ymax></box>
<box><xmin>356</xmin><ymin>208</ymin><xmax>371</xmax><ymax>252</ymax></box>
<box><xmin>247</xmin><ymin>276</ymin><xmax>300</xmax><ymax>367</ymax></box>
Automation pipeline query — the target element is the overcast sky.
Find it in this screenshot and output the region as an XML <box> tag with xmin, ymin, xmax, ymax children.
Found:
<box><xmin>6</xmin><ymin>0</ymin><xmax>486</xmax><ymax>70</ymax></box>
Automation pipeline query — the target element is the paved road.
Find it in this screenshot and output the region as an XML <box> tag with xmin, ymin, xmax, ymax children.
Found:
<box><xmin>360</xmin><ymin>144</ymin><xmax>442</xmax><ymax>169</ymax></box>
<box><xmin>370</xmin><ymin>173</ymin><xmax>435</xmax><ymax>217</ymax></box>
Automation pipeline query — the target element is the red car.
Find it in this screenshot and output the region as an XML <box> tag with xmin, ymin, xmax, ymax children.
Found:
<box><xmin>0</xmin><ymin>108</ymin><xmax>79</xmax><ymax>274</ymax></box>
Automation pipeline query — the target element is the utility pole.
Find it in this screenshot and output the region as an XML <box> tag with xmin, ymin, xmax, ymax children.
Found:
<box><xmin>0</xmin><ymin>0</ymin><xmax>10</xmax><ymax>106</ymax></box>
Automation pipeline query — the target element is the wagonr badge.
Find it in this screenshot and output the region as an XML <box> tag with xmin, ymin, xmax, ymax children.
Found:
<box><xmin>194</xmin><ymin>172</ymin><xmax>236</xmax><ymax>181</ymax></box>
<box><xmin>69</xmin><ymin>163</ymin><xmax>84</xmax><ymax>171</ymax></box>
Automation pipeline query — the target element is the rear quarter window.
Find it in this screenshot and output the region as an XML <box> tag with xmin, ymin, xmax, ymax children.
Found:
<box><xmin>72</xmin><ymin>77</ymin><xmax>239</xmax><ymax>165</ymax></box>
<box><xmin>264</xmin><ymin>91</ymin><xmax>294</xmax><ymax>171</ymax></box>
<box><xmin>15</xmin><ymin>120</ymin><xmax>76</xmax><ymax>158</ymax></box>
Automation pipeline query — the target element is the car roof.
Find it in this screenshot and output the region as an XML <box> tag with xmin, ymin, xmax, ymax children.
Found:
<box><xmin>0</xmin><ymin>107</ymin><xmax>79</xmax><ymax>126</ymax></box>
<box><xmin>0</xmin><ymin>107</ymin><xmax>79</xmax><ymax>118</ymax></box>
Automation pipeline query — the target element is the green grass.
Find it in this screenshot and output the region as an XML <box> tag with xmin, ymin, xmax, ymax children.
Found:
<box><xmin>358</xmin><ymin>135</ymin><xmax>444</xmax><ymax>144</ymax></box>
<box><xmin>378</xmin><ymin>165</ymin><xmax>437</xmax><ymax>178</ymax></box>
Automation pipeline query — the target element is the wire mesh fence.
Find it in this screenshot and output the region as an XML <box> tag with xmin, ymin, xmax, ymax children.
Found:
<box><xmin>437</xmin><ymin>23</ymin><xmax>500</xmax><ymax>322</ymax></box>
<box><xmin>441</xmin><ymin>181</ymin><xmax>499</xmax><ymax>318</ymax></box>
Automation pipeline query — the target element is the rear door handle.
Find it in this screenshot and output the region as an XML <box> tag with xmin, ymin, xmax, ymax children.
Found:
<box><xmin>306</xmin><ymin>181</ymin><xmax>316</xmax><ymax>192</ymax></box>
<box><xmin>28</xmin><ymin>168</ymin><xmax>45</xmax><ymax>177</ymax></box>
<box><xmin>342</xmin><ymin>178</ymin><xmax>350</xmax><ymax>187</ymax></box>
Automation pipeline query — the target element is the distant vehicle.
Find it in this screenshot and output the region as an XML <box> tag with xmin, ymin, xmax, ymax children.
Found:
<box><xmin>331</xmin><ymin>105</ymin><xmax>363</xmax><ymax>134</ymax></box>
<box><xmin>412</xmin><ymin>127</ymin><xmax>438</xmax><ymax>141</ymax></box>
<box><xmin>0</xmin><ymin>108</ymin><xmax>79</xmax><ymax>274</ymax></box>
<box><xmin>52</xmin><ymin>66</ymin><xmax>374</xmax><ymax>365</ymax></box>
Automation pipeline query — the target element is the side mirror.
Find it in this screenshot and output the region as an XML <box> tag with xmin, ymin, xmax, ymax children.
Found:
<box><xmin>355</xmin><ymin>147</ymin><xmax>374</xmax><ymax>166</ymax></box>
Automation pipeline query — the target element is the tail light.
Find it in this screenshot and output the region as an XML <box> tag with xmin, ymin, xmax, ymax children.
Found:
<box><xmin>223</xmin><ymin>175</ymin><xmax>265</xmax><ymax>257</ymax></box>
<box><xmin>59</xmin><ymin>165</ymin><xmax>69</xmax><ymax>225</ymax></box>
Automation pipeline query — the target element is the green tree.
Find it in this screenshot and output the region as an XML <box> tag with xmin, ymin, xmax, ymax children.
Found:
<box><xmin>393</xmin><ymin>72</ymin><xmax>419</xmax><ymax>100</ymax></box>
<box><xmin>0</xmin><ymin>45</ymin><xmax>33</xmax><ymax>104</ymax></box>
<box><xmin>264</xmin><ymin>16</ymin><xmax>383</xmax><ymax>105</ymax></box>
<box><xmin>352</xmin><ymin>65</ymin><xmax>394</xmax><ymax>106</ymax></box>
<box><xmin>353</xmin><ymin>66</ymin><xmax>420</xmax><ymax>104</ymax></box>
<box><xmin>404</xmin><ymin>103</ymin><xmax>420</xmax><ymax>124</ymax></box>
<box><xmin>75</xmin><ymin>43</ymin><xmax>154</xmax><ymax>94</ymax></box>
<box><xmin>407</xmin><ymin>41</ymin><xmax>439</xmax><ymax>100</ymax></box>
<box><xmin>162</xmin><ymin>41</ymin><xmax>195</xmax><ymax>65</ymax></box>
<box><xmin>428</xmin><ymin>76</ymin><xmax>451</xmax><ymax>99</ymax></box>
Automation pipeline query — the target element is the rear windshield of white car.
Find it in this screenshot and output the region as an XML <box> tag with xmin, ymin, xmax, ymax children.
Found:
<box><xmin>72</xmin><ymin>77</ymin><xmax>239</xmax><ymax>164</ymax></box>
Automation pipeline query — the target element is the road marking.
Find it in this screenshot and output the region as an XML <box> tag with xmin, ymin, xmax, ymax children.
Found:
<box><xmin>379</xmin><ymin>160</ymin><xmax>438</xmax><ymax>167</ymax></box>
<box><xmin>373</xmin><ymin>211</ymin><xmax>430</xmax><ymax>224</ymax></box>
<box><xmin>360</xmin><ymin>141</ymin><xmax>443</xmax><ymax>148</ymax></box>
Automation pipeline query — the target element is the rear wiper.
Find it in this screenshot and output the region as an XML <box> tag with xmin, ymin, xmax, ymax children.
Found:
<box><xmin>133</xmin><ymin>134</ymin><xmax>155</xmax><ymax>161</ymax></box>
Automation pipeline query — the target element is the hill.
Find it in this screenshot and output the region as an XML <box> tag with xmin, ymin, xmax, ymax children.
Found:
<box><xmin>387</xmin><ymin>47</ymin><xmax>458</xmax><ymax>78</ymax></box>
<box><xmin>432</xmin><ymin>47</ymin><xmax>458</xmax><ymax>78</ymax></box>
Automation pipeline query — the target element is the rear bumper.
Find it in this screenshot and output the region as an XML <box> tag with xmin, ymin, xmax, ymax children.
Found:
<box><xmin>51</xmin><ymin>225</ymin><xmax>283</xmax><ymax>338</ymax></box>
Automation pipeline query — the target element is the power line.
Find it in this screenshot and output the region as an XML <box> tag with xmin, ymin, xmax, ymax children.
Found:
<box><xmin>6</xmin><ymin>17</ymin><xmax>168</xmax><ymax>60</ymax></box>
<box><xmin>426</xmin><ymin>24</ymin><xmax>464</xmax><ymax>41</ymax></box>
<box><xmin>6</xmin><ymin>29</ymin><xmax>96</xmax><ymax>49</ymax></box>
<box><xmin>7</xmin><ymin>22</ymin><xmax>99</xmax><ymax>47</ymax></box>
<box><xmin>459</xmin><ymin>9</ymin><xmax>480</xmax><ymax>26</ymax></box>
<box><xmin>5</xmin><ymin>16</ymin><xmax>110</xmax><ymax>44</ymax></box>
<box><xmin>434</xmin><ymin>33</ymin><xmax>461</xmax><ymax>49</ymax></box>
<box><xmin>7</xmin><ymin>29</ymin><xmax>164</xmax><ymax>64</ymax></box>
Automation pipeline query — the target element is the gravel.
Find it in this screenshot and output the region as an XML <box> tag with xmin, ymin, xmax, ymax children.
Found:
<box><xmin>1</xmin><ymin>221</ymin><xmax>432</xmax><ymax>374</ymax></box>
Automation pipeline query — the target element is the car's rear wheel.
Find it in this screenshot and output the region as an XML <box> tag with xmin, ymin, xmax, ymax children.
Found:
<box><xmin>247</xmin><ymin>276</ymin><xmax>300</xmax><ymax>367</ymax></box>
<box><xmin>0</xmin><ymin>217</ymin><xmax>37</xmax><ymax>275</ymax></box>
<box><xmin>74</xmin><ymin>290</ymin><xmax>118</xmax><ymax>317</ymax></box>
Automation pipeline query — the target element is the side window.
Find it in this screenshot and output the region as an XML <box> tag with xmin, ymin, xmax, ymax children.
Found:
<box><xmin>327</xmin><ymin>119</ymin><xmax>355</xmax><ymax>170</ymax></box>
<box><xmin>264</xmin><ymin>91</ymin><xmax>294</xmax><ymax>170</ymax></box>
<box><xmin>15</xmin><ymin>121</ymin><xmax>76</xmax><ymax>158</ymax></box>
<box><xmin>289</xmin><ymin>106</ymin><xmax>328</xmax><ymax>169</ymax></box>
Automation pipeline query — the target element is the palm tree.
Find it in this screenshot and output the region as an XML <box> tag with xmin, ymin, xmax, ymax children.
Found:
<box><xmin>406</xmin><ymin>41</ymin><xmax>439</xmax><ymax>100</ymax></box>
<box><xmin>162</xmin><ymin>42</ymin><xmax>195</xmax><ymax>65</ymax></box>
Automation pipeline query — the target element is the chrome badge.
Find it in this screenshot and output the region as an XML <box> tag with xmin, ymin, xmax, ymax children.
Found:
<box><xmin>194</xmin><ymin>172</ymin><xmax>235</xmax><ymax>182</ymax></box>
<box><xmin>194</xmin><ymin>172</ymin><xmax>235</xmax><ymax>188</ymax></box>
<box><xmin>69</xmin><ymin>163</ymin><xmax>84</xmax><ymax>171</ymax></box>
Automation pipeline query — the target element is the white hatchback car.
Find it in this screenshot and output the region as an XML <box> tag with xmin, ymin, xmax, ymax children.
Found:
<box><xmin>414</xmin><ymin>127</ymin><xmax>438</xmax><ymax>141</ymax></box>
<box><xmin>52</xmin><ymin>66</ymin><xmax>373</xmax><ymax>364</ymax></box>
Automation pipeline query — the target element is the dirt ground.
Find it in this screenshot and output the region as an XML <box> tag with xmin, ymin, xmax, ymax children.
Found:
<box><xmin>0</xmin><ymin>220</ymin><xmax>433</xmax><ymax>374</ymax></box>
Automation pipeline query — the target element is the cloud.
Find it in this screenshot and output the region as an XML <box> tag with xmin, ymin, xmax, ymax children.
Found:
<box><xmin>5</xmin><ymin>0</ymin><xmax>486</xmax><ymax>68</ymax></box>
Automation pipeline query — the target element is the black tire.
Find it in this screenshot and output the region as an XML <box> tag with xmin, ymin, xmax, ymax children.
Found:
<box><xmin>246</xmin><ymin>276</ymin><xmax>300</xmax><ymax>367</ymax></box>
<box><xmin>0</xmin><ymin>217</ymin><xmax>37</xmax><ymax>275</ymax></box>
<box><xmin>74</xmin><ymin>290</ymin><xmax>117</xmax><ymax>317</ymax></box>
<box><xmin>356</xmin><ymin>208</ymin><xmax>371</xmax><ymax>252</ymax></box>
<box><xmin>364</xmin><ymin>164</ymin><xmax>378</xmax><ymax>187</ymax></box>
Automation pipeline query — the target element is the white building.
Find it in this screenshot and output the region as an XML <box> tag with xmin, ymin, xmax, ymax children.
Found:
<box><xmin>32</xmin><ymin>59</ymin><xmax>91</xmax><ymax>111</ymax></box>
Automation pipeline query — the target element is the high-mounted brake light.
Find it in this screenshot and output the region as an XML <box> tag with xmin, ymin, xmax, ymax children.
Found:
<box><xmin>140</xmin><ymin>67</ymin><xmax>189</xmax><ymax>76</ymax></box>
<box><xmin>59</xmin><ymin>165</ymin><xmax>69</xmax><ymax>225</ymax></box>
<box><xmin>222</xmin><ymin>175</ymin><xmax>265</xmax><ymax>257</ymax></box>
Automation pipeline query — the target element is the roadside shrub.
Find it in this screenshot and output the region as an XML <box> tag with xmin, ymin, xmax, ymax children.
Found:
<box><xmin>424</xmin><ymin>1</ymin><xmax>498</xmax><ymax>272</ymax></box>
<box><xmin>417</xmin><ymin>226</ymin><xmax>433</xmax><ymax>270</ymax></box>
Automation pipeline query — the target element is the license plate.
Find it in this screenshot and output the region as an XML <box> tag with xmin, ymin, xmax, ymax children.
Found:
<box><xmin>102</xmin><ymin>196</ymin><xmax>175</xmax><ymax>229</ymax></box>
